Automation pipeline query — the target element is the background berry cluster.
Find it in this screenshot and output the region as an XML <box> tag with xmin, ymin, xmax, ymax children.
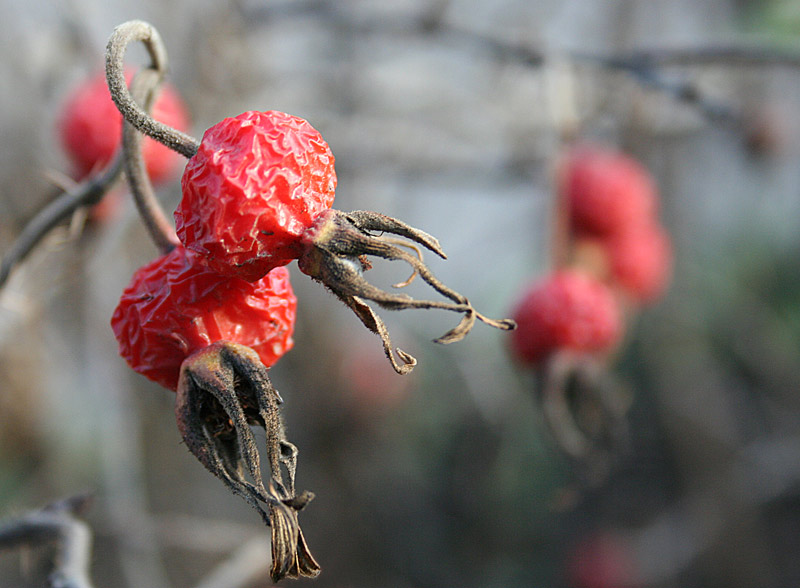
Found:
<box><xmin>510</xmin><ymin>143</ymin><xmax>673</xmax><ymax>367</ymax></box>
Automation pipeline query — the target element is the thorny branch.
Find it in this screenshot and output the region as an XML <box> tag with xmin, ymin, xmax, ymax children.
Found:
<box><xmin>238</xmin><ymin>2</ymin><xmax>800</xmax><ymax>127</ymax></box>
<box><xmin>106</xmin><ymin>20</ymin><xmax>200</xmax><ymax>158</ymax></box>
<box><xmin>0</xmin><ymin>494</ymin><xmax>95</xmax><ymax>588</ymax></box>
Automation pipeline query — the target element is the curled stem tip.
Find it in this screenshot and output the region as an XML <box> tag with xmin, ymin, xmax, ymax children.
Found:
<box><xmin>299</xmin><ymin>209</ymin><xmax>515</xmax><ymax>374</ymax></box>
<box><xmin>105</xmin><ymin>20</ymin><xmax>200</xmax><ymax>158</ymax></box>
<box><xmin>176</xmin><ymin>341</ymin><xmax>320</xmax><ymax>581</ymax></box>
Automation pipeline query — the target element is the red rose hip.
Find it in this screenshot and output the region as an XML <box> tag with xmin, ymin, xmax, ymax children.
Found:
<box><xmin>176</xmin><ymin>110</ymin><xmax>337</xmax><ymax>282</ymax></box>
<box><xmin>510</xmin><ymin>270</ymin><xmax>622</xmax><ymax>365</ymax></box>
<box><xmin>110</xmin><ymin>246</ymin><xmax>296</xmax><ymax>391</ymax></box>
<box><xmin>560</xmin><ymin>144</ymin><xmax>657</xmax><ymax>237</ymax></box>
<box><xmin>606</xmin><ymin>222</ymin><xmax>673</xmax><ymax>304</ymax></box>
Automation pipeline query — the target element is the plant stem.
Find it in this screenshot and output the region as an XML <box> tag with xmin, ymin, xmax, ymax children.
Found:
<box><xmin>123</xmin><ymin>68</ymin><xmax>180</xmax><ymax>253</ymax></box>
<box><xmin>0</xmin><ymin>159</ymin><xmax>123</xmax><ymax>289</ymax></box>
<box><xmin>105</xmin><ymin>20</ymin><xmax>200</xmax><ymax>158</ymax></box>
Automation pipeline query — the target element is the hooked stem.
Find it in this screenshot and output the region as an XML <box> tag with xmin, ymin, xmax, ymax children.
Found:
<box><xmin>105</xmin><ymin>20</ymin><xmax>200</xmax><ymax>158</ymax></box>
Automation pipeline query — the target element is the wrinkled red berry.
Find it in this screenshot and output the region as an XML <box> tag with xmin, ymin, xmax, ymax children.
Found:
<box><xmin>58</xmin><ymin>69</ymin><xmax>190</xmax><ymax>183</ymax></box>
<box><xmin>510</xmin><ymin>270</ymin><xmax>622</xmax><ymax>365</ymax></box>
<box><xmin>606</xmin><ymin>222</ymin><xmax>673</xmax><ymax>304</ymax></box>
<box><xmin>561</xmin><ymin>144</ymin><xmax>657</xmax><ymax>237</ymax></box>
<box><xmin>111</xmin><ymin>246</ymin><xmax>296</xmax><ymax>391</ymax></box>
<box><xmin>176</xmin><ymin>110</ymin><xmax>337</xmax><ymax>282</ymax></box>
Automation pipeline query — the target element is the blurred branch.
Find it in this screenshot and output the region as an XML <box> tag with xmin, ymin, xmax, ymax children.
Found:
<box><xmin>0</xmin><ymin>494</ymin><xmax>95</xmax><ymax>588</ymax></box>
<box><xmin>0</xmin><ymin>158</ymin><xmax>123</xmax><ymax>290</ymax></box>
<box><xmin>192</xmin><ymin>536</ymin><xmax>272</xmax><ymax>588</ymax></box>
<box><xmin>599</xmin><ymin>45</ymin><xmax>800</xmax><ymax>68</ymax></box>
<box><xmin>153</xmin><ymin>514</ymin><xmax>264</xmax><ymax>553</ymax></box>
<box><xmin>237</xmin><ymin>2</ymin><xmax>800</xmax><ymax>127</ymax></box>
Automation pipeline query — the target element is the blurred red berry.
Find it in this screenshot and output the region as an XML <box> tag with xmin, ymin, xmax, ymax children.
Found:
<box><xmin>58</xmin><ymin>69</ymin><xmax>190</xmax><ymax>183</ymax></box>
<box><xmin>606</xmin><ymin>223</ymin><xmax>673</xmax><ymax>304</ymax></box>
<box><xmin>176</xmin><ymin>110</ymin><xmax>337</xmax><ymax>282</ymax></box>
<box><xmin>510</xmin><ymin>270</ymin><xmax>622</xmax><ymax>365</ymax></box>
<box><xmin>565</xmin><ymin>533</ymin><xmax>637</xmax><ymax>588</ymax></box>
<box><xmin>111</xmin><ymin>246</ymin><xmax>296</xmax><ymax>391</ymax></box>
<box><xmin>561</xmin><ymin>144</ymin><xmax>657</xmax><ymax>237</ymax></box>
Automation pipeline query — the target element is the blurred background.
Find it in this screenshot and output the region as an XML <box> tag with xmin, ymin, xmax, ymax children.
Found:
<box><xmin>2</xmin><ymin>0</ymin><xmax>800</xmax><ymax>586</ymax></box>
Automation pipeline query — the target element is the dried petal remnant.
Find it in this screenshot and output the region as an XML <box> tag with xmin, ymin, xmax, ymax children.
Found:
<box><xmin>299</xmin><ymin>209</ymin><xmax>516</xmax><ymax>373</ymax></box>
<box><xmin>176</xmin><ymin>342</ymin><xmax>319</xmax><ymax>582</ymax></box>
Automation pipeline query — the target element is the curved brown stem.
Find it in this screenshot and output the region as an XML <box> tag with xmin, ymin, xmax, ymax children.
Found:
<box><xmin>123</xmin><ymin>69</ymin><xmax>180</xmax><ymax>253</ymax></box>
<box><xmin>105</xmin><ymin>20</ymin><xmax>200</xmax><ymax>158</ymax></box>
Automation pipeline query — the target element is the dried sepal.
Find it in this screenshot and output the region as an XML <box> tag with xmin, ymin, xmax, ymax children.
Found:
<box><xmin>338</xmin><ymin>293</ymin><xmax>417</xmax><ymax>374</ymax></box>
<box><xmin>299</xmin><ymin>209</ymin><xmax>515</xmax><ymax>373</ymax></box>
<box><xmin>538</xmin><ymin>351</ymin><xmax>631</xmax><ymax>485</ymax></box>
<box><xmin>175</xmin><ymin>341</ymin><xmax>319</xmax><ymax>582</ymax></box>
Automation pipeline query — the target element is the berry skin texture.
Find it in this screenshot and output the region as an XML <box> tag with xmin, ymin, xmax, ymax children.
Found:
<box><xmin>58</xmin><ymin>70</ymin><xmax>190</xmax><ymax>183</ymax></box>
<box><xmin>510</xmin><ymin>270</ymin><xmax>622</xmax><ymax>365</ymax></box>
<box><xmin>606</xmin><ymin>223</ymin><xmax>673</xmax><ymax>304</ymax></box>
<box><xmin>110</xmin><ymin>246</ymin><xmax>296</xmax><ymax>391</ymax></box>
<box><xmin>176</xmin><ymin>110</ymin><xmax>337</xmax><ymax>282</ymax></box>
<box><xmin>561</xmin><ymin>144</ymin><xmax>657</xmax><ymax>237</ymax></box>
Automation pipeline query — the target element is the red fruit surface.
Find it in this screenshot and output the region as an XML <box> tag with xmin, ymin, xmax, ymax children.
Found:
<box><xmin>565</xmin><ymin>533</ymin><xmax>637</xmax><ymax>588</ymax></box>
<box><xmin>111</xmin><ymin>246</ymin><xmax>296</xmax><ymax>391</ymax></box>
<box><xmin>510</xmin><ymin>270</ymin><xmax>622</xmax><ymax>365</ymax></box>
<box><xmin>561</xmin><ymin>144</ymin><xmax>657</xmax><ymax>237</ymax></box>
<box><xmin>58</xmin><ymin>69</ymin><xmax>190</xmax><ymax>183</ymax></box>
<box><xmin>606</xmin><ymin>223</ymin><xmax>673</xmax><ymax>304</ymax></box>
<box><xmin>176</xmin><ymin>110</ymin><xmax>337</xmax><ymax>282</ymax></box>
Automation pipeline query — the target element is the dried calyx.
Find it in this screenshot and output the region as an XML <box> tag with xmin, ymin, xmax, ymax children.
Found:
<box><xmin>176</xmin><ymin>342</ymin><xmax>319</xmax><ymax>582</ymax></box>
<box><xmin>538</xmin><ymin>352</ymin><xmax>630</xmax><ymax>485</ymax></box>
<box><xmin>299</xmin><ymin>209</ymin><xmax>516</xmax><ymax>373</ymax></box>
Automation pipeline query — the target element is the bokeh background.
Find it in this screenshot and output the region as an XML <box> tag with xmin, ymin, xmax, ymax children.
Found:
<box><xmin>2</xmin><ymin>0</ymin><xmax>800</xmax><ymax>586</ymax></box>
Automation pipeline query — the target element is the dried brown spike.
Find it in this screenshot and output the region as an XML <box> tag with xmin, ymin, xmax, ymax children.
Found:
<box><xmin>298</xmin><ymin>209</ymin><xmax>515</xmax><ymax>374</ymax></box>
